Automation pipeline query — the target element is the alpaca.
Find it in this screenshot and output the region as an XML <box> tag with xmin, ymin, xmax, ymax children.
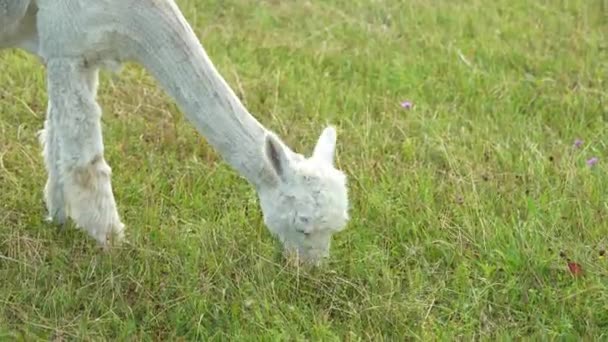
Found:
<box><xmin>0</xmin><ymin>0</ymin><xmax>350</xmax><ymax>264</ymax></box>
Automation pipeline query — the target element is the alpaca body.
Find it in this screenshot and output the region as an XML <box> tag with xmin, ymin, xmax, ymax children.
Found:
<box><xmin>0</xmin><ymin>0</ymin><xmax>350</xmax><ymax>263</ymax></box>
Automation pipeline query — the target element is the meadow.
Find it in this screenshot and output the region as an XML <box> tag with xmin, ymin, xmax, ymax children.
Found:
<box><xmin>1</xmin><ymin>0</ymin><xmax>607</xmax><ymax>339</ymax></box>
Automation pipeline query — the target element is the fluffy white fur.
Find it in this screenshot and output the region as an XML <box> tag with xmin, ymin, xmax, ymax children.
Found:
<box><xmin>0</xmin><ymin>0</ymin><xmax>350</xmax><ymax>264</ymax></box>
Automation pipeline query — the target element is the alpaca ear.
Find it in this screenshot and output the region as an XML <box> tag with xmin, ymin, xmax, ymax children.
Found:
<box><xmin>312</xmin><ymin>126</ymin><xmax>337</xmax><ymax>165</ymax></box>
<box><xmin>264</xmin><ymin>132</ymin><xmax>292</xmax><ymax>181</ymax></box>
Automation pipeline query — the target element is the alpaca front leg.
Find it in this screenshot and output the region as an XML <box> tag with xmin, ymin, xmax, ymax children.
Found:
<box><xmin>46</xmin><ymin>58</ymin><xmax>125</xmax><ymax>247</ymax></box>
<box><xmin>39</xmin><ymin>110</ymin><xmax>66</xmax><ymax>225</ymax></box>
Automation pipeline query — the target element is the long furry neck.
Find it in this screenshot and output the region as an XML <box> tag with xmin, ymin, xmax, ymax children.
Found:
<box><xmin>121</xmin><ymin>1</ymin><xmax>275</xmax><ymax>188</ymax></box>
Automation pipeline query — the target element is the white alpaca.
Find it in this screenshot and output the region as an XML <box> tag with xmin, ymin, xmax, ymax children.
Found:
<box><xmin>0</xmin><ymin>0</ymin><xmax>350</xmax><ymax>264</ymax></box>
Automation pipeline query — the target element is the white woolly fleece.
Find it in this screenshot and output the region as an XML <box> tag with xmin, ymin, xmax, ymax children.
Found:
<box><xmin>0</xmin><ymin>0</ymin><xmax>350</xmax><ymax>263</ymax></box>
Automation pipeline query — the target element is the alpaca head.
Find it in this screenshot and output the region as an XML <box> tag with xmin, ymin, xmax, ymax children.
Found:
<box><xmin>257</xmin><ymin>126</ymin><xmax>350</xmax><ymax>265</ymax></box>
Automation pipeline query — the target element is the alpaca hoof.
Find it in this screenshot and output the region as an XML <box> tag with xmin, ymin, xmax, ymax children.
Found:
<box><xmin>91</xmin><ymin>222</ymin><xmax>125</xmax><ymax>250</ymax></box>
<box><xmin>44</xmin><ymin>211</ymin><xmax>67</xmax><ymax>227</ymax></box>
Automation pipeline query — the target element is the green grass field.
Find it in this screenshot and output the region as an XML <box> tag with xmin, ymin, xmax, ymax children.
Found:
<box><xmin>1</xmin><ymin>0</ymin><xmax>607</xmax><ymax>339</ymax></box>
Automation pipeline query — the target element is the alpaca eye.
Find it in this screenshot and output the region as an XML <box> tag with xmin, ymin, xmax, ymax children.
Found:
<box><xmin>296</xmin><ymin>216</ymin><xmax>311</xmax><ymax>235</ymax></box>
<box><xmin>295</xmin><ymin>227</ymin><xmax>310</xmax><ymax>236</ymax></box>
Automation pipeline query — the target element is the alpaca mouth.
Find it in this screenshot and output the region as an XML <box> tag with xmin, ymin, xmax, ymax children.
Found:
<box><xmin>282</xmin><ymin>246</ymin><xmax>329</xmax><ymax>266</ymax></box>
<box><xmin>297</xmin><ymin>248</ymin><xmax>329</xmax><ymax>266</ymax></box>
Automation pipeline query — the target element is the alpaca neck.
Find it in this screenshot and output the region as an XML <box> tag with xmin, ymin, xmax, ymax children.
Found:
<box><xmin>123</xmin><ymin>2</ymin><xmax>274</xmax><ymax>188</ymax></box>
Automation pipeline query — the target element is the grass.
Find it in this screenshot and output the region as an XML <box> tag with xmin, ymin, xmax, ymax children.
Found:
<box><xmin>1</xmin><ymin>0</ymin><xmax>607</xmax><ymax>339</ymax></box>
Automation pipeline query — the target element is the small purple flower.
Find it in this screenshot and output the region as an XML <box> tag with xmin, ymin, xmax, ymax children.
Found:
<box><xmin>586</xmin><ymin>157</ymin><xmax>598</xmax><ymax>167</ymax></box>
<box><xmin>400</xmin><ymin>101</ymin><xmax>412</xmax><ymax>109</ymax></box>
<box><xmin>573</xmin><ymin>139</ymin><xmax>583</xmax><ymax>148</ymax></box>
